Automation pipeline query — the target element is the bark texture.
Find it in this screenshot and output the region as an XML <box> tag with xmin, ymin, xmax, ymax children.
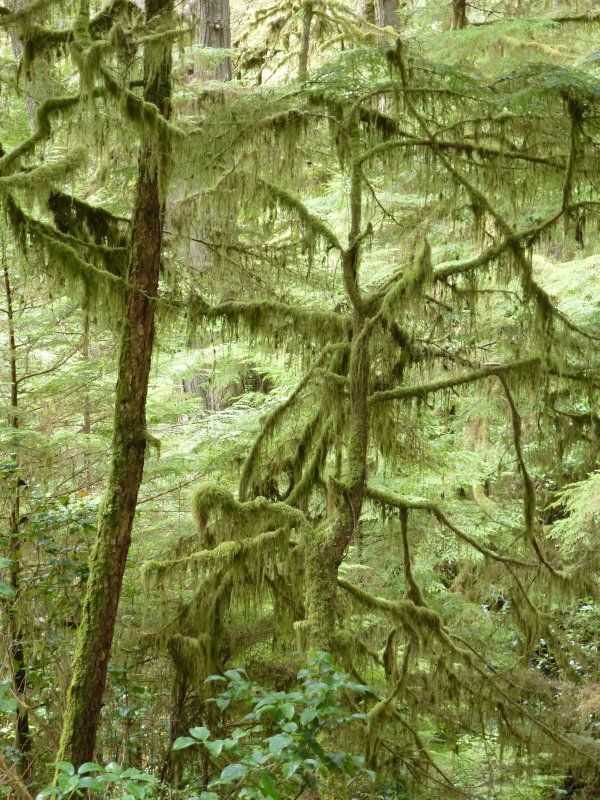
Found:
<box><xmin>57</xmin><ymin>0</ymin><xmax>173</xmax><ymax>766</ymax></box>
<box><xmin>199</xmin><ymin>0</ymin><xmax>231</xmax><ymax>81</ymax></box>
<box><xmin>361</xmin><ymin>0</ymin><xmax>376</xmax><ymax>25</ymax></box>
<box><xmin>305</xmin><ymin>162</ymin><xmax>369</xmax><ymax>652</ymax></box>
<box><xmin>376</xmin><ymin>0</ymin><xmax>400</xmax><ymax>30</ymax></box>
<box><xmin>451</xmin><ymin>0</ymin><xmax>467</xmax><ymax>29</ymax></box>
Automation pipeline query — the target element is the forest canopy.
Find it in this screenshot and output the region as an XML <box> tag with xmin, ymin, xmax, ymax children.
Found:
<box><xmin>1</xmin><ymin>1</ymin><xmax>599</xmax><ymax>799</ymax></box>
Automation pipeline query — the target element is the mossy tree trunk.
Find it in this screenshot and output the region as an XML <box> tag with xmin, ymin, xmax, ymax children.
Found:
<box><xmin>298</xmin><ymin>1</ymin><xmax>314</xmax><ymax>79</ymax></box>
<box><xmin>57</xmin><ymin>0</ymin><xmax>173</xmax><ymax>767</ymax></box>
<box><xmin>305</xmin><ymin>163</ymin><xmax>369</xmax><ymax>653</ymax></box>
<box><xmin>2</xmin><ymin>259</ymin><xmax>31</xmax><ymax>775</ymax></box>
<box><xmin>361</xmin><ymin>0</ymin><xmax>376</xmax><ymax>25</ymax></box>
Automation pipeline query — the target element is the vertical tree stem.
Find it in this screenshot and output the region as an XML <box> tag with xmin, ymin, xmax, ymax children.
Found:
<box><xmin>57</xmin><ymin>0</ymin><xmax>173</xmax><ymax>766</ymax></box>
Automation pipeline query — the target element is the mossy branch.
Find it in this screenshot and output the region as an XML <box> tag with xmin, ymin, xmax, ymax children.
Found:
<box><xmin>365</xmin><ymin>485</ymin><xmax>538</xmax><ymax>568</ymax></box>
<box><xmin>286</xmin><ymin>414</ymin><xmax>333</xmax><ymax>506</ymax></box>
<box><xmin>497</xmin><ymin>376</ymin><xmax>563</xmax><ymax>577</ymax></box>
<box><xmin>187</xmin><ymin>294</ymin><xmax>351</xmax><ymax>345</ymax></box>
<box><xmin>257</xmin><ymin>177</ymin><xmax>344</xmax><ymax>253</ymax></box>
<box><xmin>368</xmin><ymin>357</ymin><xmax>540</xmax><ymax>405</ymax></box>
<box><xmin>0</xmin><ymin>95</ymin><xmax>81</xmax><ymax>177</ymax></box>
<box><xmin>239</xmin><ymin>344</ymin><xmax>347</xmax><ymax>500</ymax></box>
<box><xmin>337</xmin><ymin>577</ymin><xmax>443</xmax><ymax>640</ymax></box>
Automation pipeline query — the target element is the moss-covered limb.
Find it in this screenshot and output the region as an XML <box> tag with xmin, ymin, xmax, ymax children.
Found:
<box><xmin>0</xmin><ymin>147</ymin><xmax>87</xmax><ymax>195</ymax></box>
<box><xmin>357</xmin><ymin>133</ymin><xmax>563</xmax><ymax>171</ymax></box>
<box><xmin>497</xmin><ymin>376</ymin><xmax>563</xmax><ymax>578</ymax></box>
<box><xmin>395</xmin><ymin>46</ymin><xmax>600</xmax><ymax>346</ymax></box>
<box><xmin>187</xmin><ymin>294</ymin><xmax>351</xmax><ymax>345</ymax></box>
<box><xmin>90</xmin><ymin>0</ymin><xmax>141</xmax><ymax>34</ymax></box>
<box><xmin>472</xmin><ymin>9</ymin><xmax>600</xmax><ymax>25</ymax></box>
<box><xmin>366</xmin><ymin>238</ymin><xmax>432</xmax><ymax>321</ymax></box>
<box><xmin>365</xmin><ymin>485</ymin><xmax>538</xmax><ymax>568</ymax></box>
<box><xmin>0</xmin><ymin>0</ymin><xmax>56</xmax><ymax>25</ymax></box>
<box><xmin>337</xmin><ymin>577</ymin><xmax>443</xmax><ymax>638</ymax></box>
<box><xmin>449</xmin><ymin>633</ymin><xmax>599</xmax><ymax>763</ymax></box>
<box><xmin>193</xmin><ymin>483</ymin><xmax>307</xmax><ymax>541</ymax></box>
<box><xmin>433</xmin><ymin>208</ymin><xmax>566</xmax><ymax>282</ymax></box>
<box><xmin>368</xmin><ymin>357</ymin><xmax>541</xmax><ymax>405</ymax></box>
<box><xmin>528</xmin><ymin>275</ymin><xmax>600</xmax><ymax>342</ymax></box>
<box><xmin>341</xmin><ymin>159</ymin><xmax>365</xmax><ymax>315</ymax></box>
<box><xmin>5</xmin><ymin>195</ymin><xmax>128</xmax><ymax>289</ymax></box>
<box><xmin>18</xmin><ymin>0</ymin><xmax>140</xmax><ymax>66</ymax></box>
<box><xmin>256</xmin><ymin>177</ymin><xmax>343</xmax><ymax>253</ymax></box>
<box><xmin>48</xmin><ymin>190</ymin><xmax>130</xmax><ymax>244</ymax></box>
<box><xmin>548</xmin><ymin>364</ymin><xmax>600</xmax><ymax>387</ymax></box>
<box><xmin>239</xmin><ymin>350</ymin><xmax>341</xmax><ymax>500</ymax></box>
<box><xmin>0</xmin><ymin>95</ymin><xmax>81</xmax><ymax>177</ymax></box>
<box><xmin>303</xmin><ymin>321</ymin><xmax>370</xmax><ymax>651</ymax></box>
<box><xmin>100</xmin><ymin>67</ymin><xmax>184</xmax><ymax>142</ymax></box>
<box><xmin>400</xmin><ymin>507</ymin><xmax>425</xmax><ymax>607</ymax></box>
<box><xmin>286</xmin><ymin>414</ymin><xmax>333</xmax><ymax>506</ymax></box>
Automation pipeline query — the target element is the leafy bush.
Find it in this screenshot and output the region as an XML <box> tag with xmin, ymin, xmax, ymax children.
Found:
<box><xmin>32</xmin><ymin>654</ymin><xmax>375</xmax><ymax>800</ymax></box>
<box><xmin>174</xmin><ymin>652</ymin><xmax>375</xmax><ymax>800</ymax></box>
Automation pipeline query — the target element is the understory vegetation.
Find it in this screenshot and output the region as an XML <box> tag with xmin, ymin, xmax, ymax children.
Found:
<box><xmin>1</xmin><ymin>0</ymin><xmax>599</xmax><ymax>798</ymax></box>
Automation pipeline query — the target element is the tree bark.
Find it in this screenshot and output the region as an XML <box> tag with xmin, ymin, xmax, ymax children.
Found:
<box><xmin>2</xmin><ymin>259</ymin><xmax>31</xmax><ymax>775</ymax></box>
<box><xmin>451</xmin><ymin>0</ymin><xmax>467</xmax><ymax>29</ymax></box>
<box><xmin>199</xmin><ymin>0</ymin><xmax>231</xmax><ymax>81</ymax></box>
<box><xmin>57</xmin><ymin>0</ymin><xmax>173</xmax><ymax>767</ymax></box>
<box><xmin>305</xmin><ymin>162</ymin><xmax>369</xmax><ymax>652</ymax></box>
<box><xmin>298</xmin><ymin>2</ymin><xmax>313</xmax><ymax>80</ymax></box>
<box><xmin>361</xmin><ymin>0</ymin><xmax>376</xmax><ymax>25</ymax></box>
<box><xmin>376</xmin><ymin>0</ymin><xmax>400</xmax><ymax>30</ymax></box>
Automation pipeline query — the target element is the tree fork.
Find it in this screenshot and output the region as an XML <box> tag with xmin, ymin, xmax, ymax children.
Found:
<box><xmin>57</xmin><ymin>0</ymin><xmax>172</xmax><ymax>766</ymax></box>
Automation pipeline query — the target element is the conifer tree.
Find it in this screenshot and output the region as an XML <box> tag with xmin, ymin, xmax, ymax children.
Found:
<box><xmin>143</xmin><ymin>13</ymin><xmax>600</xmax><ymax>790</ymax></box>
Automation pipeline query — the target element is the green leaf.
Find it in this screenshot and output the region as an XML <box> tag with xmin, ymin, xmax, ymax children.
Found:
<box><xmin>300</xmin><ymin>707</ymin><xmax>318</xmax><ymax>726</ymax></box>
<box><xmin>55</xmin><ymin>761</ymin><xmax>75</xmax><ymax>776</ymax></box>
<box><xmin>268</xmin><ymin>733</ymin><xmax>293</xmax><ymax>756</ymax></box>
<box><xmin>0</xmin><ymin>581</ymin><xmax>16</xmax><ymax>600</ymax></box>
<box><xmin>189</xmin><ymin>726</ymin><xmax>211</xmax><ymax>741</ymax></box>
<box><xmin>173</xmin><ymin>736</ymin><xmax>197</xmax><ymax>750</ymax></box>
<box><xmin>282</xmin><ymin>760</ymin><xmax>301</xmax><ymax>780</ymax></box>
<box><xmin>77</xmin><ymin>762</ymin><xmax>102</xmax><ymax>774</ymax></box>
<box><xmin>204</xmin><ymin>738</ymin><xmax>224</xmax><ymax>757</ymax></box>
<box><xmin>258</xmin><ymin>770</ymin><xmax>281</xmax><ymax>800</ymax></box>
<box><xmin>219</xmin><ymin>762</ymin><xmax>248</xmax><ymax>783</ymax></box>
<box><xmin>77</xmin><ymin>777</ymin><xmax>106</xmax><ymax>791</ymax></box>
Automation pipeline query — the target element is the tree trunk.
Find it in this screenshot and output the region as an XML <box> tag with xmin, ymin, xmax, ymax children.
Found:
<box><xmin>81</xmin><ymin>311</ymin><xmax>92</xmax><ymax>485</ymax></box>
<box><xmin>199</xmin><ymin>0</ymin><xmax>231</xmax><ymax>81</ymax></box>
<box><xmin>376</xmin><ymin>0</ymin><xmax>400</xmax><ymax>30</ymax></box>
<box><xmin>361</xmin><ymin>0</ymin><xmax>376</xmax><ymax>25</ymax></box>
<box><xmin>57</xmin><ymin>0</ymin><xmax>173</xmax><ymax>767</ymax></box>
<box><xmin>305</xmin><ymin>162</ymin><xmax>369</xmax><ymax>652</ymax></box>
<box><xmin>298</xmin><ymin>2</ymin><xmax>313</xmax><ymax>80</ymax></box>
<box><xmin>2</xmin><ymin>260</ymin><xmax>31</xmax><ymax>775</ymax></box>
<box><xmin>451</xmin><ymin>0</ymin><xmax>467</xmax><ymax>29</ymax></box>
